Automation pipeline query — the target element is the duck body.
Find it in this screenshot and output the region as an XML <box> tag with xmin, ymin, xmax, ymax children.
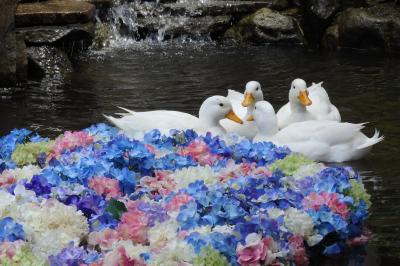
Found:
<box><xmin>104</xmin><ymin>96</ymin><xmax>243</xmax><ymax>137</ymax></box>
<box><xmin>104</xmin><ymin>110</ymin><xmax>199</xmax><ymax>137</ymax></box>
<box><xmin>253</xmin><ymin>101</ymin><xmax>383</xmax><ymax>163</ymax></box>
<box><xmin>277</xmin><ymin>82</ymin><xmax>341</xmax><ymax>128</ymax></box>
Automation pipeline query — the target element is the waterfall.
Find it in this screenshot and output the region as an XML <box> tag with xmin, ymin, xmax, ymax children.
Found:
<box><xmin>94</xmin><ymin>0</ymin><xmax>231</xmax><ymax>48</ymax></box>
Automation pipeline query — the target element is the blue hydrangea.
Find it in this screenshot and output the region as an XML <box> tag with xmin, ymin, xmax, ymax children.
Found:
<box><xmin>0</xmin><ymin>217</ymin><xmax>25</xmax><ymax>242</ymax></box>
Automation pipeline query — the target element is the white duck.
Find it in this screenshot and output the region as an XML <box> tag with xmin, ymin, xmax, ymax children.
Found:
<box><xmin>251</xmin><ymin>101</ymin><xmax>383</xmax><ymax>163</ymax></box>
<box><xmin>221</xmin><ymin>81</ymin><xmax>264</xmax><ymax>138</ymax></box>
<box><xmin>276</xmin><ymin>78</ymin><xmax>315</xmax><ymax>129</ymax></box>
<box><xmin>277</xmin><ymin>79</ymin><xmax>341</xmax><ymax>128</ymax></box>
<box><xmin>104</xmin><ymin>96</ymin><xmax>243</xmax><ymax>137</ymax></box>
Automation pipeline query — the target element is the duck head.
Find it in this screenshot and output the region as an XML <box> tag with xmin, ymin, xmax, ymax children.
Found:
<box><xmin>199</xmin><ymin>96</ymin><xmax>243</xmax><ymax>126</ymax></box>
<box><xmin>242</xmin><ymin>81</ymin><xmax>263</xmax><ymax>107</ymax></box>
<box><xmin>289</xmin><ymin>79</ymin><xmax>312</xmax><ymax>107</ymax></box>
<box><xmin>247</xmin><ymin>101</ymin><xmax>278</xmax><ymax>136</ymax></box>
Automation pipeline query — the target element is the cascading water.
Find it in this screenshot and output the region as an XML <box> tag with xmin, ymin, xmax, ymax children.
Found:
<box><xmin>94</xmin><ymin>0</ymin><xmax>250</xmax><ymax>48</ymax></box>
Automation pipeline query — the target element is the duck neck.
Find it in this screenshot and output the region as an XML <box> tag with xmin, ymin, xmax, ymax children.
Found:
<box><xmin>199</xmin><ymin>110</ymin><xmax>223</xmax><ymax>130</ymax></box>
<box><xmin>290</xmin><ymin>100</ymin><xmax>307</xmax><ymax>113</ymax></box>
<box><xmin>257</xmin><ymin>115</ymin><xmax>278</xmax><ymax>137</ymax></box>
<box><xmin>245</xmin><ymin>104</ymin><xmax>255</xmax><ymax>119</ymax></box>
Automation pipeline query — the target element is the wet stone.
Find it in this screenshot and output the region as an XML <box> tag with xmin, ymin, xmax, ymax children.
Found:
<box><xmin>0</xmin><ymin>0</ymin><xmax>17</xmax><ymax>87</ymax></box>
<box><xmin>17</xmin><ymin>22</ymin><xmax>95</xmax><ymax>46</ymax></box>
<box><xmin>224</xmin><ymin>7</ymin><xmax>304</xmax><ymax>44</ymax></box>
<box><xmin>15</xmin><ymin>1</ymin><xmax>95</xmax><ymax>27</ymax></box>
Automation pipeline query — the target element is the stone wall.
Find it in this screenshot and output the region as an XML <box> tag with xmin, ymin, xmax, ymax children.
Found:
<box><xmin>0</xmin><ymin>0</ymin><xmax>17</xmax><ymax>87</ymax></box>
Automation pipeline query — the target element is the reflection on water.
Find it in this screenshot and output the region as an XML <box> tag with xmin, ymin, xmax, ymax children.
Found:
<box><xmin>0</xmin><ymin>45</ymin><xmax>399</xmax><ymax>264</ymax></box>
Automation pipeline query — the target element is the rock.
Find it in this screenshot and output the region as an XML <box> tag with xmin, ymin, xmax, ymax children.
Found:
<box><xmin>136</xmin><ymin>15</ymin><xmax>232</xmax><ymax>41</ymax></box>
<box><xmin>16</xmin><ymin>33</ymin><xmax>27</xmax><ymax>82</ymax></box>
<box><xmin>224</xmin><ymin>8</ymin><xmax>304</xmax><ymax>44</ymax></box>
<box><xmin>301</xmin><ymin>0</ymin><xmax>341</xmax><ymax>48</ymax></box>
<box><xmin>335</xmin><ymin>4</ymin><xmax>400</xmax><ymax>50</ymax></box>
<box><xmin>16</xmin><ymin>22</ymin><xmax>95</xmax><ymax>47</ymax></box>
<box><xmin>15</xmin><ymin>1</ymin><xmax>95</xmax><ymax>27</ymax></box>
<box><xmin>0</xmin><ymin>0</ymin><xmax>17</xmax><ymax>87</ymax></box>
<box><xmin>158</xmin><ymin>1</ymin><xmax>290</xmax><ymax>18</ymax></box>
<box><xmin>322</xmin><ymin>24</ymin><xmax>339</xmax><ymax>50</ymax></box>
<box><xmin>27</xmin><ymin>46</ymin><xmax>72</xmax><ymax>84</ymax></box>
<box><xmin>76</xmin><ymin>0</ymin><xmax>112</xmax><ymax>8</ymax></box>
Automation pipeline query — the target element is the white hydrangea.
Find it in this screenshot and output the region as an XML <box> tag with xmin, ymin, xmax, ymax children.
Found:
<box><xmin>187</xmin><ymin>225</ymin><xmax>212</xmax><ymax>235</ymax></box>
<box><xmin>173</xmin><ymin>165</ymin><xmax>218</xmax><ymax>190</ymax></box>
<box><xmin>267</xmin><ymin>208</ymin><xmax>285</xmax><ymax>219</ymax></box>
<box><xmin>284</xmin><ymin>208</ymin><xmax>314</xmax><ymax>237</ymax></box>
<box><xmin>148</xmin><ymin>219</ymin><xmax>179</xmax><ymax>248</ymax></box>
<box><xmin>212</xmin><ymin>225</ymin><xmax>234</xmax><ymax>234</ymax></box>
<box><xmin>9</xmin><ymin>199</ymin><xmax>88</xmax><ymax>258</ymax></box>
<box><xmin>0</xmin><ymin>190</ymin><xmax>17</xmax><ymax>217</ymax></box>
<box><xmin>148</xmin><ymin>239</ymin><xmax>196</xmax><ymax>266</ymax></box>
<box><xmin>0</xmin><ymin>164</ymin><xmax>42</xmax><ymax>182</ymax></box>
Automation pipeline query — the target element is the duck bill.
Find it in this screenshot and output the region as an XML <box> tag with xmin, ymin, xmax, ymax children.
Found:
<box><xmin>298</xmin><ymin>90</ymin><xmax>312</xmax><ymax>106</ymax></box>
<box><xmin>226</xmin><ymin>110</ymin><xmax>243</xmax><ymax>124</ymax></box>
<box><xmin>247</xmin><ymin>115</ymin><xmax>254</xmax><ymax>122</ymax></box>
<box><xmin>242</xmin><ymin>92</ymin><xmax>255</xmax><ymax>107</ymax></box>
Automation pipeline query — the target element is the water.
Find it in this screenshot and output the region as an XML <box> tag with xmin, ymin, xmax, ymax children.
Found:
<box><xmin>0</xmin><ymin>44</ymin><xmax>399</xmax><ymax>264</ymax></box>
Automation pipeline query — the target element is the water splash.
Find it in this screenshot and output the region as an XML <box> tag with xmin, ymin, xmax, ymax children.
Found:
<box><xmin>94</xmin><ymin>0</ymin><xmax>220</xmax><ymax>49</ymax></box>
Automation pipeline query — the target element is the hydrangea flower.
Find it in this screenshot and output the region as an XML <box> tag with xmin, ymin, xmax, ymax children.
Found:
<box><xmin>0</xmin><ymin>125</ymin><xmax>372</xmax><ymax>265</ymax></box>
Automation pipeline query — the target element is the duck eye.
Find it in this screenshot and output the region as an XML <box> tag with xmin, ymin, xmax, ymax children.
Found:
<box><xmin>254</xmin><ymin>106</ymin><xmax>257</xmax><ymax>110</ymax></box>
<box><xmin>219</xmin><ymin>103</ymin><xmax>224</xmax><ymax>107</ymax></box>
<box><xmin>256</xmin><ymin>87</ymin><xmax>259</xmax><ymax>91</ymax></box>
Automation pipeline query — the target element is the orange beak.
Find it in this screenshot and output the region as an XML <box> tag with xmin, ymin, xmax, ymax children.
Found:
<box><xmin>247</xmin><ymin>115</ymin><xmax>254</xmax><ymax>122</ymax></box>
<box><xmin>226</xmin><ymin>110</ymin><xmax>243</xmax><ymax>124</ymax></box>
<box><xmin>298</xmin><ymin>90</ymin><xmax>312</xmax><ymax>106</ymax></box>
<box><xmin>242</xmin><ymin>92</ymin><xmax>255</xmax><ymax>107</ymax></box>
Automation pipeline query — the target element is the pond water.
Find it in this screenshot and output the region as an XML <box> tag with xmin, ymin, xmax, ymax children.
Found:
<box><xmin>0</xmin><ymin>43</ymin><xmax>399</xmax><ymax>264</ymax></box>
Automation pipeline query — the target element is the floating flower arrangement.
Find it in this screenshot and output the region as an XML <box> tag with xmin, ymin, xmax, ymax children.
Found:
<box><xmin>0</xmin><ymin>124</ymin><xmax>371</xmax><ymax>265</ymax></box>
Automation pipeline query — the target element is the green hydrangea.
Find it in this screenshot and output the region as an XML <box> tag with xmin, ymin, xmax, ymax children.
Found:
<box><xmin>0</xmin><ymin>245</ymin><xmax>48</xmax><ymax>266</ymax></box>
<box><xmin>11</xmin><ymin>141</ymin><xmax>54</xmax><ymax>166</ymax></box>
<box><xmin>193</xmin><ymin>246</ymin><xmax>229</xmax><ymax>266</ymax></box>
<box><xmin>346</xmin><ymin>179</ymin><xmax>372</xmax><ymax>207</ymax></box>
<box><xmin>269</xmin><ymin>153</ymin><xmax>313</xmax><ymax>176</ymax></box>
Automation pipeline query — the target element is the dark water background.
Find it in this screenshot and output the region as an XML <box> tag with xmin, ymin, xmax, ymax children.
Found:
<box><xmin>0</xmin><ymin>44</ymin><xmax>399</xmax><ymax>265</ymax></box>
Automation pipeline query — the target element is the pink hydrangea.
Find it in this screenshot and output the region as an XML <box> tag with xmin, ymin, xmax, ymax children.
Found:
<box><xmin>88</xmin><ymin>229</ymin><xmax>121</xmax><ymax>250</ymax></box>
<box><xmin>302</xmin><ymin>192</ymin><xmax>349</xmax><ymax>218</ymax></box>
<box><xmin>288</xmin><ymin>234</ymin><xmax>309</xmax><ymax>266</ymax></box>
<box><xmin>117</xmin><ymin>201</ymin><xmax>149</xmax><ymax>244</ymax></box>
<box><xmin>140</xmin><ymin>171</ymin><xmax>176</xmax><ymax>197</ymax></box>
<box><xmin>103</xmin><ymin>245</ymin><xmax>146</xmax><ymax>266</ymax></box>
<box><xmin>50</xmin><ymin>131</ymin><xmax>94</xmax><ymax>158</ymax></box>
<box><xmin>166</xmin><ymin>193</ymin><xmax>192</xmax><ymax>212</ymax></box>
<box><xmin>0</xmin><ymin>173</ymin><xmax>16</xmax><ymax>188</ymax></box>
<box><xmin>178</xmin><ymin>140</ymin><xmax>221</xmax><ymax>166</ymax></box>
<box><xmin>236</xmin><ymin>233</ymin><xmax>272</xmax><ymax>266</ymax></box>
<box><xmin>219</xmin><ymin>161</ymin><xmax>272</xmax><ymax>182</ymax></box>
<box><xmin>0</xmin><ymin>240</ymin><xmax>25</xmax><ymax>259</ymax></box>
<box><xmin>89</xmin><ymin>177</ymin><xmax>121</xmax><ymax>199</ymax></box>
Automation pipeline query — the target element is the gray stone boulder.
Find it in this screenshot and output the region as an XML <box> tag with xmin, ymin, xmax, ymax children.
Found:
<box><xmin>224</xmin><ymin>8</ymin><xmax>304</xmax><ymax>44</ymax></box>
<box><xmin>323</xmin><ymin>3</ymin><xmax>400</xmax><ymax>50</ymax></box>
<box><xmin>0</xmin><ymin>0</ymin><xmax>17</xmax><ymax>87</ymax></box>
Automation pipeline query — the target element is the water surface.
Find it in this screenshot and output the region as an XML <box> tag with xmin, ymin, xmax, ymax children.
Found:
<box><xmin>0</xmin><ymin>44</ymin><xmax>399</xmax><ymax>264</ymax></box>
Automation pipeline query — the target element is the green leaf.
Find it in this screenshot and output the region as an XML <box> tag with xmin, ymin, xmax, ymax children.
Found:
<box><xmin>106</xmin><ymin>198</ymin><xmax>127</xmax><ymax>220</ymax></box>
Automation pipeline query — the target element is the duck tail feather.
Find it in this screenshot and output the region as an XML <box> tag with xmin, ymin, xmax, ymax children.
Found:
<box><xmin>357</xmin><ymin>129</ymin><xmax>384</xmax><ymax>149</ymax></box>
<box><xmin>117</xmin><ymin>106</ymin><xmax>136</xmax><ymax>115</ymax></box>
<box><xmin>103</xmin><ymin>114</ymin><xmax>120</xmax><ymax>127</ymax></box>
